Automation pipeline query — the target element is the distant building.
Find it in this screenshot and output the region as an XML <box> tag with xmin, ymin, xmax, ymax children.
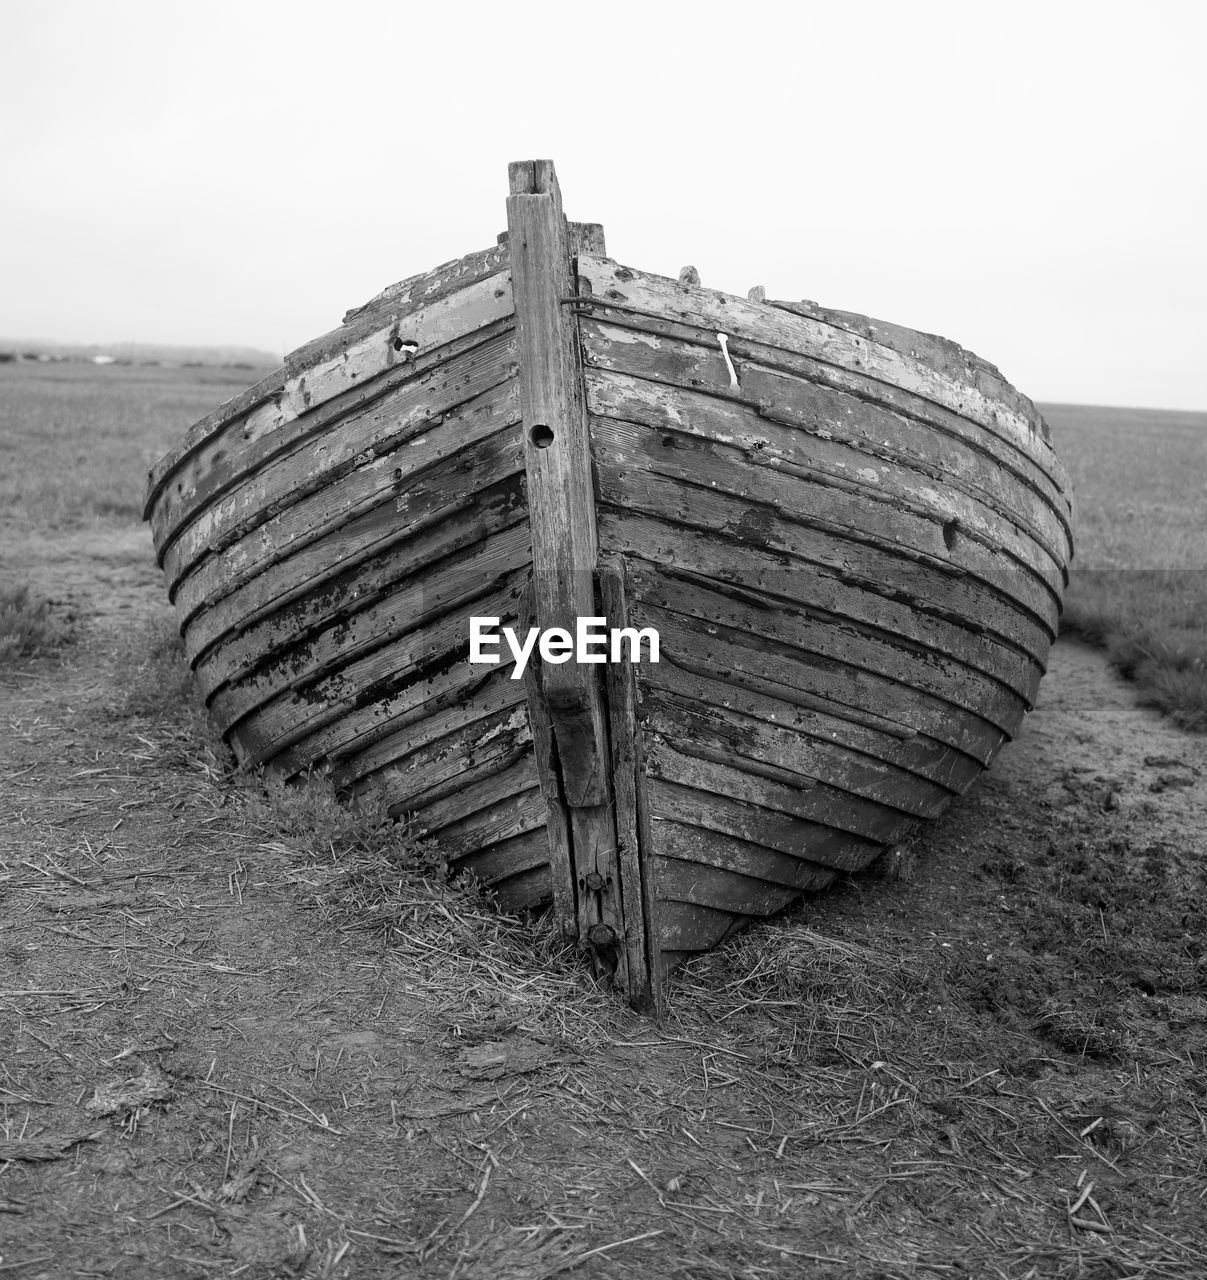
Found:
<box><xmin>92</xmin><ymin>354</ymin><xmax>115</xmax><ymax>365</ymax></box>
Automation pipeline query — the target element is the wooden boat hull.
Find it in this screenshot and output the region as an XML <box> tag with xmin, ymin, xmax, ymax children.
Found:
<box><xmin>145</xmin><ymin>160</ymin><xmax>1074</xmax><ymax>1011</ymax></box>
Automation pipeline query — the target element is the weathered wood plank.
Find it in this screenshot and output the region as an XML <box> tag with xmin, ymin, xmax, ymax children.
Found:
<box><xmin>371</xmin><ymin>739</ymin><xmax>536</xmax><ymax>822</ymax></box>
<box><xmin>569</xmin><ymin>222</ymin><xmax>606</xmax><ymax>256</ymax></box>
<box><xmin>577</xmin><ymin>303</ymin><xmax>1068</xmax><ymax>519</ymax></box>
<box><xmin>583</xmin><ymin>359</ymin><xmax>1069</xmax><ymax>583</ymax></box>
<box><xmin>448</xmin><ymin>828</ymin><xmax>550</xmax><ymax>887</ymax></box>
<box><xmin>509</xmin><ymin>160</ymin><xmax>629</xmax><ymax>990</ymax></box>
<box><xmin>416</xmin><ymin>786</ymin><xmax>546</xmax><ymax>858</ymax></box>
<box><xmin>243</xmin><ymin>582</ymin><xmax>521</xmax><ymax>774</ymax></box>
<box><xmin>642</xmin><ymin>691</ymin><xmax>955</xmax><ymax>819</ymax></box>
<box><xmin>221</xmin><ymin>622</ymin><xmax>525</xmax><ymax>783</ymax></box>
<box><xmin>148</xmin><ymin>255</ymin><xmax>513</xmax><ymax>524</ymax></box>
<box><xmin>344</xmin><ymin>700</ymin><xmax>532</xmax><ymax>806</ymax></box>
<box><xmin>340</xmin><ymin>242</ymin><xmax>510</xmax><ymax>327</ymax></box>
<box><xmin>769</xmin><ymin>296</ymin><xmax>1063</xmax><ymax>454</ymax></box>
<box><xmin>576</xmin><ymin>255</ymin><xmax>1064</xmax><ymax>483</ymax></box>
<box><xmin>239</xmin><ymin>652</ymin><xmax>528</xmax><ymax>787</ymax></box>
<box><xmin>638</xmin><ymin>600</ymin><xmax>1006</xmax><ymax>764</ymax></box>
<box><xmin>153</xmin><ymin>321</ymin><xmax>517</xmax><ymax>555</ymax></box>
<box><xmin>203</xmin><ymin>524</ymin><xmax>532</xmax><ymax>733</ymax></box>
<box><xmin>492</xmin><ymin>864</ymin><xmax>553</xmax><ymax>914</ymax></box>
<box><xmin>653</xmin><ymin>854</ymin><xmax>811</xmax><ymax>916</ymax></box>
<box><xmin>589</xmin><ymin>408</ymin><xmax>1062</xmax><ymax>623</ymax></box>
<box><xmin>273</xmin><ymin>656</ymin><xmax>499</xmax><ymax>782</ymax></box>
<box><xmin>408</xmin><ymin>756</ymin><xmax>541</xmax><ymax>839</ymax></box>
<box><xmin>749</xmin><ymin>366</ymin><xmax>1072</xmax><ymax>557</ymax></box>
<box><xmin>645</xmin><ymin>649</ymin><xmax>985</xmax><ymax>793</ymax></box>
<box><xmin>654</xmin><ymin>901</ymin><xmax>742</xmax><ymax>953</ymax></box>
<box><xmin>623</xmin><ymin>564</ymin><xmax>1035</xmax><ymax>731</ymax></box>
<box><xmin>655</xmin><ymin>820</ymin><xmax>837</xmax><ymax>894</ymax></box>
<box><xmin>174</xmin><ymin>398</ymin><xmax>523</xmax><ymax>630</ymax></box>
<box><xmin>283</xmin><ymin>271</ymin><xmax>513</xmax><ymax>431</ymax></box>
<box><xmin>507</xmin><ymin>158</ymin><xmax>610</xmax><ymax>810</ymax></box>
<box><xmin>646</xmin><ymin>747</ymin><xmax>905</xmax><ymax>853</ymax></box>
<box><xmin>163</xmin><ymin>349</ymin><xmax>519</xmax><ymax>597</ymax></box>
<box><xmin>187</xmin><ymin>470</ymin><xmax>527</xmax><ymax>677</ymax></box>
<box><xmin>145</xmin><ymin>376</ymin><xmax>290</xmax><ymax>527</ymax></box>
<box><xmin>594</xmin><ymin>470</ymin><xmax>1057</xmax><ymax>660</ymax></box>
<box><xmin>145</xmin><ymin>367</ymin><xmax>288</xmax><ymax>515</ymax></box>
<box><xmin>569</xmin><ymin>804</ymin><xmax>630</xmax><ymax>990</ymax></box>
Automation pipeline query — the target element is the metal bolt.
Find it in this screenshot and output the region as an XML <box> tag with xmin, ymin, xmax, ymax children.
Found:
<box><xmin>588</xmin><ymin>923</ymin><xmax>616</xmax><ymax>948</ymax></box>
<box><xmin>585</xmin><ymin>872</ymin><xmax>606</xmax><ymax>892</ymax></box>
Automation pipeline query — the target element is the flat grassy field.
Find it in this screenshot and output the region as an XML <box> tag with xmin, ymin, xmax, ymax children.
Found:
<box><xmin>1040</xmin><ymin>404</ymin><xmax>1206</xmax><ymax>571</ymax></box>
<box><xmin>0</xmin><ymin>362</ymin><xmax>273</xmax><ymax>531</ymax></box>
<box><xmin>1042</xmin><ymin>403</ymin><xmax>1207</xmax><ymax>730</ymax></box>
<box><xmin>1</xmin><ymin>367</ymin><xmax>1205</xmax><ymax>1278</ymax></box>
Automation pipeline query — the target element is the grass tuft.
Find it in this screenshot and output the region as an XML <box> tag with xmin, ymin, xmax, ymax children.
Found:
<box><xmin>1061</xmin><ymin>569</ymin><xmax>1207</xmax><ymax>730</ymax></box>
<box><xmin>0</xmin><ymin>582</ymin><xmax>71</xmax><ymax>662</ymax></box>
<box><xmin>1033</xmin><ymin>999</ymin><xmax>1130</xmax><ymax>1060</ymax></box>
<box><xmin>238</xmin><ymin>771</ymin><xmax>467</xmax><ymax>940</ymax></box>
<box><xmin>111</xmin><ymin>616</ymin><xmax>199</xmax><ymax>719</ymax></box>
<box><xmin>721</xmin><ymin>924</ymin><xmax>925</xmax><ymax>1005</ymax></box>
<box><xmin>241</xmin><ymin>771</ymin><xmax>442</xmax><ymax>870</ymax></box>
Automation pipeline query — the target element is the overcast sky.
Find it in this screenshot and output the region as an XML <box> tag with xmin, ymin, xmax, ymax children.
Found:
<box><xmin>2</xmin><ymin>0</ymin><xmax>1203</xmax><ymax>411</ymax></box>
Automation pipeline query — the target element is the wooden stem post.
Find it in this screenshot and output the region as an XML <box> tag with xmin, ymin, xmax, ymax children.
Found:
<box><xmin>507</xmin><ymin>160</ymin><xmax>607</xmax><ymax>807</ymax></box>
<box><xmin>507</xmin><ymin>159</ymin><xmax>650</xmax><ymax>1003</ymax></box>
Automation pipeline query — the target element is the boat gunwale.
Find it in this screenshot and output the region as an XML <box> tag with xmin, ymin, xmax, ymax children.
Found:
<box><xmin>143</xmin><ymin>242</ymin><xmax>513</xmax><ymax>520</ymax></box>
<box><xmin>146</xmin><ymin>250</ymin><xmax>1073</xmax><ymax>571</ymax></box>
<box><xmin>148</xmin><ymin>315</ymin><xmax>520</xmax><ymax>566</ymax></box>
<box><xmin>580</xmin><ymin>316</ymin><xmax>1075</xmax><ymax>559</ymax></box>
<box><xmin>573</xmin><ymin>252</ymin><xmax>1068</xmax><ymax>496</ymax></box>
<box><xmin>166</xmin><ymin>390</ymin><xmax>526</xmax><ymax>634</ymax></box>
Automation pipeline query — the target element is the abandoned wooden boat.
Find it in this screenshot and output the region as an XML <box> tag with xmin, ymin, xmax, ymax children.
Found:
<box><xmin>145</xmin><ymin>159</ymin><xmax>1074</xmax><ymax>1012</ymax></box>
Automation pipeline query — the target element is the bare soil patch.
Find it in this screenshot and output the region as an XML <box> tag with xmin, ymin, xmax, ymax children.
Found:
<box><xmin>2</xmin><ymin>529</ymin><xmax>1205</xmax><ymax>1279</ymax></box>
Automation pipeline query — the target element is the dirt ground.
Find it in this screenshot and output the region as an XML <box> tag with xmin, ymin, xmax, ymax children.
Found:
<box><xmin>2</xmin><ymin>525</ymin><xmax>1205</xmax><ymax>1279</ymax></box>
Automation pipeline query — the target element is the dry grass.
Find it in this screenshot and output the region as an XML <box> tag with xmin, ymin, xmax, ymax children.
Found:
<box><xmin>209</xmin><ymin>754</ymin><xmax>1207</xmax><ymax>1278</ymax></box>
<box><xmin>0</xmin><ymin>581</ymin><xmax>73</xmax><ymax>662</ymax></box>
<box><xmin>1043</xmin><ymin>403</ymin><xmax>1207</xmax><ymax>729</ymax></box>
<box><xmin>3</xmin><ymin>632</ymin><xmax>1206</xmax><ymax>1278</ymax></box>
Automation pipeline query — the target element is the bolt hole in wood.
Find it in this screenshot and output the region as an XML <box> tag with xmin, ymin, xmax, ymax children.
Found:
<box><xmin>530</xmin><ymin>424</ymin><xmax>555</xmax><ymax>448</ymax></box>
<box><xmin>392</xmin><ymin>339</ymin><xmax>419</xmax><ymax>356</ymax></box>
<box><xmin>943</xmin><ymin>519</ymin><xmax>958</xmax><ymax>551</ymax></box>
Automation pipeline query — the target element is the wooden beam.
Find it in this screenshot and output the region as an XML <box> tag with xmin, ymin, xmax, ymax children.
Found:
<box><xmin>520</xmin><ymin>584</ymin><xmax>576</xmax><ymax>941</ymax></box>
<box><xmin>499</xmin><ymin>222</ymin><xmax>606</xmax><ymax>257</ymax></box>
<box><xmin>508</xmin><ymin>160</ymin><xmax>643</xmax><ymax>998</ymax></box>
<box><xmin>600</xmin><ymin>557</ymin><xmax>659</xmax><ymax>1014</ymax></box>
<box><xmin>570</xmin><ymin>222</ymin><xmax>606</xmax><ymax>256</ymax></box>
<box><xmin>506</xmin><ymin>159</ymin><xmax>610</xmax><ymax>810</ymax></box>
